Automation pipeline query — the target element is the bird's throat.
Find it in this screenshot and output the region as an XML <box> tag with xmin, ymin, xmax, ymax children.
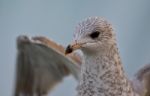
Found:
<box><xmin>77</xmin><ymin>45</ymin><xmax>135</xmax><ymax>96</ymax></box>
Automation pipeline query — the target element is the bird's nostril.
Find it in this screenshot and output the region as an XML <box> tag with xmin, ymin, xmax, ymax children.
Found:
<box><xmin>65</xmin><ymin>45</ymin><xmax>73</xmax><ymax>54</ymax></box>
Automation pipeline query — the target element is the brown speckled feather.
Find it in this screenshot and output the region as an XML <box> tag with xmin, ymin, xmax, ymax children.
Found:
<box><xmin>14</xmin><ymin>17</ymin><xmax>150</xmax><ymax>96</ymax></box>
<box><xmin>68</xmin><ymin>17</ymin><xmax>139</xmax><ymax>96</ymax></box>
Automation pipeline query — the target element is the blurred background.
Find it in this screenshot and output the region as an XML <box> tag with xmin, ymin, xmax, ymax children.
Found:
<box><xmin>0</xmin><ymin>0</ymin><xmax>150</xmax><ymax>96</ymax></box>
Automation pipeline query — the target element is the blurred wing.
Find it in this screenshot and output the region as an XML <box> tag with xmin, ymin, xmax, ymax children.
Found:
<box><xmin>14</xmin><ymin>35</ymin><xmax>82</xmax><ymax>96</ymax></box>
<box><xmin>131</xmin><ymin>64</ymin><xmax>150</xmax><ymax>96</ymax></box>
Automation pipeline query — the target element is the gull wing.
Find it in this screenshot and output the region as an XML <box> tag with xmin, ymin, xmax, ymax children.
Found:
<box><xmin>131</xmin><ymin>64</ymin><xmax>150</xmax><ymax>96</ymax></box>
<box><xmin>14</xmin><ymin>35</ymin><xmax>82</xmax><ymax>96</ymax></box>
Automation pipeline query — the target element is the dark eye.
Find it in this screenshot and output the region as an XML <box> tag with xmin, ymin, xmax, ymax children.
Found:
<box><xmin>89</xmin><ymin>31</ymin><xmax>100</xmax><ymax>39</ymax></box>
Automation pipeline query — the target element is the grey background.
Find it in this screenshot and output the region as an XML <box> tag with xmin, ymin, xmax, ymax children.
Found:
<box><xmin>0</xmin><ymin>0</ymin><xmax>150</xmax><ymax>96</ymax></box>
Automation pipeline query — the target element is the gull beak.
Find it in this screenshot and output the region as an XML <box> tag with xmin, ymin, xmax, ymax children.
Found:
<box><xmin>65</xmin><ymin>42</ymin><xmax>82</xmax><ymax>55</ymax></box>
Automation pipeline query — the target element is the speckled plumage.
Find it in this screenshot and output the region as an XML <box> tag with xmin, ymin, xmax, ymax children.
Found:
<box><xmin>73</xmin><ymin>17</ymin><xmax>138</xmax><ymax>96</ymax></box>
<box><xmin>15</xmin><ymin>17</ymin><xmax>150</xmax><ymax>96</ymax></box>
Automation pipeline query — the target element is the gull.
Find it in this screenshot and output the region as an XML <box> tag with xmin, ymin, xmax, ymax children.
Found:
<box><xmin>65</xmin><ymin>17</ymin><xmax>150</xmax><ymax>96</ymax></box>
<box><xmin>14</xmin><ymin>17</ymin><xmax>150</xmax><ymax>96</ymax></box>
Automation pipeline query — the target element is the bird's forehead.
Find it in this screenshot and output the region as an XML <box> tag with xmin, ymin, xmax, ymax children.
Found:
<box><xmin>73</xmin><ymin>17</ymin><xmax>109</xmax><ymax>40</ymax></box>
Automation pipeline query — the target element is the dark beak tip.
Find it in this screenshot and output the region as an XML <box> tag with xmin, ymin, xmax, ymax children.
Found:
<box><xmin>65</xmin><ymin>45</ymin><xmax>73</xmax><ymax>55</ymax></box>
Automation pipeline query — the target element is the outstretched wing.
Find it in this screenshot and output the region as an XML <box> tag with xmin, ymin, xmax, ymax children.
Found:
<box><xmin>131</xmin><ymin>64</ymin><xmax>150</xmax><ymax>96</ymax></box>
<box><xmin>14</xmin><ymin>35</ymin><xmax>82</xmax><ymax>96</ymax></box>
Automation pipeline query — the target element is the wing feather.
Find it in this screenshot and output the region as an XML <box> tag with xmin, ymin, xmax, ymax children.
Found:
<box><xmin>14</xmin><ymin>35</ymin><xmax>82</xmax><ymax>96</ymax></box>
<box><xmin>131</xmin><ymin>64</ymin><xmax>150</xmax><ymax>96</ymax></box>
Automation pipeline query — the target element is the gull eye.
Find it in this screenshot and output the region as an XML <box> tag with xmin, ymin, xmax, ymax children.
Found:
<box><xmin>89</xmin><ymin>31</ymin><xmax>100</xmax><ymax>39</ymax></box>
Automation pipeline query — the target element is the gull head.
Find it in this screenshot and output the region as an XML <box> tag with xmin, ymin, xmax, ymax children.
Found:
<box><xmin>65</xmin><ymin>17</ymin><xmax>116</xmax><ymax>55</ymax></box>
